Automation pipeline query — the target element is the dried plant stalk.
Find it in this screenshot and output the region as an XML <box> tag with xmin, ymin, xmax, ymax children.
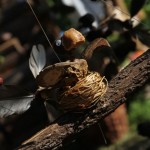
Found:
<box><xmin>59</xmin><ymin>72</ymin><xmax>107</xmax><ymax>111</ymax></box>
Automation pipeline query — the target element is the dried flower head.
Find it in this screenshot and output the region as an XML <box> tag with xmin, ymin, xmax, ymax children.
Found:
<box><xmin>58</xmin><ymin>72</ymin><xmax>107</xmax><ymax>111</ymax></box>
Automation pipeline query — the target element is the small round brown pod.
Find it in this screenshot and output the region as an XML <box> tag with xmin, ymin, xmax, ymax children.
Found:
<box><xmin>58</xmin><ymin>72</ymin><xmax>107</xmax><ymax>111</ymax></box>
<box><xmin>62</xmin><ymin>28</ymin><xmax>85</xmax><ymax>51</ymax></box>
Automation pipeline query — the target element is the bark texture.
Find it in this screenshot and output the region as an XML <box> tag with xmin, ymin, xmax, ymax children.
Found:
<box><xmin>19</xmin><ymin>49</ymin><xmax>150</xmax><ymax>150</ymax></box>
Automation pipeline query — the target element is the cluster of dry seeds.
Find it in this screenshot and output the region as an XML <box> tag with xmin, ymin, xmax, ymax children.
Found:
<box><xmin>59</xmin><ymin>72</ymin><xmax>107</xmax><ymax>111</ymax></box>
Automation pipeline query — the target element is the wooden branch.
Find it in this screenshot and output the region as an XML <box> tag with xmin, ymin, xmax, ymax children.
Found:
<box><xmin>19</xmin><ymin>50</ymin><xmax>150</xmax><ymax>150</ymax></box>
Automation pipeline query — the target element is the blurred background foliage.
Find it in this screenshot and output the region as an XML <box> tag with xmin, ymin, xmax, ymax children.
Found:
<box><xmin>0</xmin><ymin>0</ymin><xmax>150</xmax><ymax>150</ymax></box>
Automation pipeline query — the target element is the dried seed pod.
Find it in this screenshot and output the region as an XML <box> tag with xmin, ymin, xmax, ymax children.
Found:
<box><xmin>82</xmin><ymin>38</ymin><xmax>111</xmax><ymax>60</ymax></box>
<box><xmin>62</xmin><ymin>28</ymin><xmax>85</xmax><ymax>51</ymax></box>
<box><xmin>58</xmin><ymin>72</ymin><xmax>107</xmax><ymax>111</ymax></box>
<box><xmin>36</xmin><ymin>59</ymin><xmax>88</xmax><ymax>88</ymax></box>
<box><xmin>64</xmin><ymin>59</ymin><xmax>88</xmax><ymax>85</ymax></box>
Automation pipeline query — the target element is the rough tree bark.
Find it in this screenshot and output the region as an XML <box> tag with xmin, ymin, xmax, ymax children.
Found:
<box><xmin>19</xmin><ymin>49</ymin><xmax>150</xmax><ymax>150</ymax></box>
